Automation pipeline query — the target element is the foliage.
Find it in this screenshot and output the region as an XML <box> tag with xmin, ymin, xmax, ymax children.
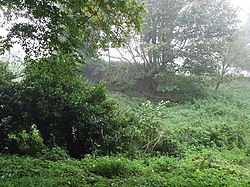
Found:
<box><xmin>0</xmin><ymin>0</ymin><xmax>146</xmax><ymax>159</ymax></box>
<box><xmin>0</xmin><ymin>0</ymin><xmax>144</xmax><ymax>58</ymax></box>
<box><xmin>138</xmin><ymin>0</ymin><xmax>184</xmax><ymax>72</ymax></box>
<box><xmin>1</xmin><ymin>79</ymin><xmax>250</xmax><ymax>186</ymax></box>
<box><xmin>0</xmin><ymin>155</ymin><xmax>89</xmax><ymax>186</ymax></box>
<box><xmin>99</xmin><ymin>109</ymin><xmax>143</xmax><ymax>157</ymax></box>
<box><xmin>0</xmin><ymin>55</ymin><xmax>144</xmax><ymax>158</ymax></box>
<box><xmin>0</xmin><ymin>61</ymin><xmax>22</xmax><ymax>152</ymax></box>
<box><xmin>39</xmin><ymin>146</ymin><xmax>71</xmax><ymax>161</ymax></box>
<box><xmin>163</xmin><ymin>97</ymin><xmax>249</xmax><ymax>151</ymax></box>
<box><xmin>135</xmin><ymin>100</ymin><xmax>170</xmax><ymax>154</ymax></box>
<box><xmin>112</xmin><ymin>0</ymin><xmax>241</xmax><ymax>93</ymax></box>
<box><xmin>214</xmin><ymin>15</ymin><xmax>250</xmax><ymax>89</ymax></box>
<box><xmin>3</xmin><ymin>58</ymin><xmax>250</xmax><ymax>159</ymax></box>
<box><xmin>0</xmin><ymin>61</ymin><xmax>15</xmax><ymax>84</ymax></box>
<box><xmin>8</xmin><ymin>124</ymin><xmax>45</xmax><ymax>156</ymax></box>
<box><xmin>84</xmin><ymin>60</ymin><xmax>211</xmax><ymax>102</ymax></box>
<box><xmin>110</xmin><ymin>79</ymin><xmax>250</xmax><ymax>155</ymax></box>
<box><xmin>177</xmin><ymin>0</ymin><xmax>239</xmax><ymax>75</ymax></box>
<box><xmin>122</xmin><ymin>0</ymin><xmax>239</xmax><ymax>79</ymax></box>
<box><xmin>232</xmin><ymin>13</ymin><xmax>250</xmax><ymax>71</ymax></box>
<box><xmin>156</xmin><ymin>72</ymin><xmax>211</xmax><ymax>101</ymax></box>
<box><xmin>0</xmin><ymin>149</ymin><xmax>249</xmax><ymax>186</ymax></box>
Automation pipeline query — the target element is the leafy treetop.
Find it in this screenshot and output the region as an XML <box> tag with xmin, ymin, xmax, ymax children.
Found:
<box><xmin>136</xmin><ymin>0</ymin><xmax>239</xmax><ymax>76</ymax></box>
<box><xmin>0</xmin><ymin>0</ymin><xmax>144</xmax><ymax>59</ymax></box>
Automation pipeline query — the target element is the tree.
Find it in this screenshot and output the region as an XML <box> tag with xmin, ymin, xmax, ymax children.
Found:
<box><xmin>214</xmin><ymin>30</ymin><xmax>250</xmax><ymax>90</ymax></box>
<box><xmin>120</xmin><ymin>0</ymin><xmax>239</xmax><ymax>77</ymax></box>
<box><xmin>229</xmin><ymin>14</ymin><xmax>250</xmax><ymax>72</ymax></box>
<box><xmin>0</xmin><ymin>0</ymin><xmax>144</xmax><ymax>59</ymax></box>
<box><xmin>177</xmin><ymin>0</ymin><xmax>239</xmax><ymax>76</ymax></box>
<box><xmin>212</xmin><ymin>11</ymin><xmax>250</xmax><ymax>90</ymax></box>
<box><xmin>140</xmin><ymin>0</ymin><xmax>184</xmax><ymax>72</ymax></box>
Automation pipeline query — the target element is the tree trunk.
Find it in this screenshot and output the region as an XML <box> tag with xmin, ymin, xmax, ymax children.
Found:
<box><xmin>215</xmin><ymin>80</ymin><xmax>221</xmax><ymax>91</ymax></box>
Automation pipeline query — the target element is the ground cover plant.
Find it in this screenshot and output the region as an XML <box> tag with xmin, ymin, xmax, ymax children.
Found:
<box><xmin>1</xmin><ymin>77</ymin><xmax>250</xmax><ymax>186</ymax></box>
<box><xmin>0</xmin><ymin>148</ymin><xmax>249</xmax><ymax>186</ymax></box>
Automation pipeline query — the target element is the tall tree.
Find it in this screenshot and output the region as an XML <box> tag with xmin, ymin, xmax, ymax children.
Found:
<box><xmin>122</xmin><ymin>0</ymin><xmax>239</xmax><ymax>76</ymax></box>
<box><xmin>140</xmin><ymin>0</ymin><xmax>184</xmax><ymax>71</ymax></box>
<box><xmin>0</xmin><ymin>0</ymin><xmax>144</xmax><ymax>59</ymax></box>
<box><xmin>178</xmin><ymin>0</ymin><xmax>239</xmax><ymax>76</ymax></box>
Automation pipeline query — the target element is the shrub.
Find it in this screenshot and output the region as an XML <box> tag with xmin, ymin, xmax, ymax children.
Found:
<box><xmin>21</xmin><ymin>57</ymin><xmax>136</xmax><ymax>158</ymax></box>
<box><xmin>0</xmin><ymin>61</ymin><xmax>23</xmax><ymax>153</ymax></box>
<box><xmin>40</xmin><ymin>146</ymin><xmax>70</xmax><ymax>161</ymax></box>
<box><xmin>134</xmin><ymin>100</ymin><xmax>180</xmax><ymax>155</ymax></box>
<box><xmin>100</xmin><ymin>116</ymin><xmax>144</xmax><ymax>157</ymax></box>
<box><xmin>0</xmin><ymin>55</ymin><xmax>143</xmax><ymax>158</ymax></box>
<box><xmin>83</xmin><ymin>156</ymin><xmax>143</xmax><ymax>178</ymax></box>
<box><xmin>8</xmin><ymin>124</ymin><xmax>45</xmax><ymax>156</ymax></box>
<box><xmin>155</xmin><ymin>72</ymin><xmax>211</xmax><ymax>102</ymax></box>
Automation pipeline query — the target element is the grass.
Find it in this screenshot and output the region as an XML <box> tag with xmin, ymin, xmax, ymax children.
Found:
<box><xmin>1</xmin><ymin>79</ymin><xmax>250</xmax><ymax>186</ymax></box>
<box><xmin>109</xmin><ymin>79</ymin><xmax>250</xmax><ymax>155</ymax></box>
<box><xmin>0</xmin><ymin>151</ymin><xmax>249</xmax><ymax>187</ymax></box>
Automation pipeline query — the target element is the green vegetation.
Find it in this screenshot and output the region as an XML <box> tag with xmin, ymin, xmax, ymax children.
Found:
<box><xmin>1</xmin><ymin>73</ymin><xmax>250</xmax><ymax>185</ymax></box>
<box><xmin>1</xmin><ymin>146</ymin><xmax>250</xmax><ymax>186</ymax></box>
<box><xmin>1</xmin><ymin>0</ymin><xmax>250</xmax><ymax>186</ymax></box>
<box><xmin>0</xmin><ymin>0</ymin><xmax>143</xmax><ymax>58</ymax></box>
<box><xmin>83</xmin><ymin>60</ymin><xmax>214</xmax><ymax>102</ymax></box>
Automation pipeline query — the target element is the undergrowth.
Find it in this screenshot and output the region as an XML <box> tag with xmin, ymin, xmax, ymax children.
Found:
<box><xmin>0</xmin><ymin>149</ymin><xmax>249</xmax><ymax>186</ymax></box>
<box><xmin>1</xmin><ymin>79</ymin><xmax>250</xmax><ymax>186</ymax></box>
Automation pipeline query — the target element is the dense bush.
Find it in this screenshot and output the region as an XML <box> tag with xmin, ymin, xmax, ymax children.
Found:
<box><xmin>8</xmin><ymin>124</ymin><xmax>45</xmax><ymax>156</ymax></box>
<box><xmin>0</xmin><ymin>56</ymin><xmax>143</xmax><ymax>158</ymax></box>
<box><xmin>39</xmin><ymin>146</ymin><xmax>71</xmax><ymax>161</ymax></box>
<box><xmin>155</xmin><ymin>72</ymin><xmax>211</xmax><ymax>102</ymax></box>
<box><xmin>158</xmin><ymin>98</ymin><xmax>249</xmax><ymax>152</ymax></box>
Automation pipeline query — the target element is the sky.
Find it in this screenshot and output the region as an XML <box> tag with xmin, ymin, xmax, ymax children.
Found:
<box><xmin>231</xmin><ymin>0</ymin><xmax>250</xmax><ymax>22</ymax></box>
<box><xmin>231</xmin><ymin>0</ymin><xmax>250</xmax><ymax>10</ymax></box>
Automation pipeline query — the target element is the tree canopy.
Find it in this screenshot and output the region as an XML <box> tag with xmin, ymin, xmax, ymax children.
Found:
<box><xmin>0</xmin><ymin>0</ymin><xmax>144</xmax><ymax>59</ymax></box>
<box><xmin>124</xmin><ymin>0</ymin><xmax>239</xmax><ymax>76</ymax></box>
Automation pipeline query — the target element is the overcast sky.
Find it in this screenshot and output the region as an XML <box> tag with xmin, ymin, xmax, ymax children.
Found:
<box><xmin>231</xmin><ymin>0</ymin><xmax>250</xmax><ymax>22</ymax></box>
<box><xmin>231</xmin><ymin>0</ymin><xmax>250</xmax><ymax>9</ymax></box>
